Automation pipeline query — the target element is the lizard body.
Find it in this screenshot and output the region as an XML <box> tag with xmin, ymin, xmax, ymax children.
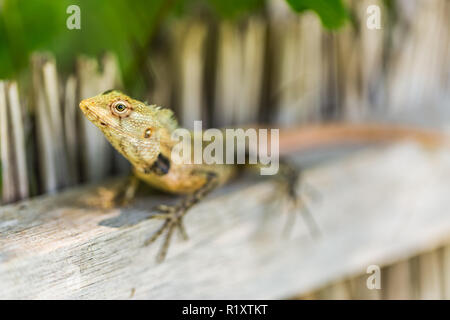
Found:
<box><xmin>80</xmin><ymin>90</ymin><xmax>448</xmax><ymax>261</ymax></box>
<box><xmin>80</xmin><ymin>90</ymin><xmax>235</xmax><ymax>194</ymax></box>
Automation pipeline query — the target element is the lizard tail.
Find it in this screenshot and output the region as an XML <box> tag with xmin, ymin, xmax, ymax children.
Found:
<box><xmin>273</xmin><ymin>123</ymin><xmax>449</xmax><ymax>155</ymax></box>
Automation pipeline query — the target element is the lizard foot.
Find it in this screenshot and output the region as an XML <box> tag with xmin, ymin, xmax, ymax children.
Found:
<box><xmin>278</xmin><ymin>160</ymin><xmax>321</xmax><ymax>238</ymax></box>
<box><xmin>144</xmin><ymin>203</ymin><xmax>189</xmax><ymax>262</ymax></box>
<box><xmin>143</xmin><ymin>171</ymin><xmax>218</xmax><ymax>262</ymax></box>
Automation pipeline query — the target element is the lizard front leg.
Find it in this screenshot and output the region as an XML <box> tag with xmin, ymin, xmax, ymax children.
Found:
<box><xmin>144</xmin><ymin>171</ymin><xmax>219</xmax><ymax>262</ymax></box>
<box><xmin>113</xmin><ymin>174</ymin><xmax>140</xmax><ymax>207</ymax></box>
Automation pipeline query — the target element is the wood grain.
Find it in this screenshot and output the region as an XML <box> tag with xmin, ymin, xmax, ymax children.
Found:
<box><xmin>1</xmin><ymin>143</ymin><xmax>450</xmax><ymax>299</ymax></box>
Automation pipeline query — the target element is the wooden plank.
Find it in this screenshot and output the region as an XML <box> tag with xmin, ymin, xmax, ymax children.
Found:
<box><xmin>1</xmin><ymin>143</ymin><xmax>450</xmax><ymax>299</ymax></box>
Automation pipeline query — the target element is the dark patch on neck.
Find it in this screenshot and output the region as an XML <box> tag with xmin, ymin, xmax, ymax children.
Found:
<box><xmin>144</xmin><ymin>153</ymin><xmax>171</xmax><ymax>175</ymax></box>
<box><xmin>102</xmin><ymin>89</ymin><xmax>116</xmax><ymax>95</ymax></box>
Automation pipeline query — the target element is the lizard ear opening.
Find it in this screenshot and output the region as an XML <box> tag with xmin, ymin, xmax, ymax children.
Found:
<box><xmin>144</xmin><ymin>128</ymin><xmax>153</xmax><ymax>138</ymax></box>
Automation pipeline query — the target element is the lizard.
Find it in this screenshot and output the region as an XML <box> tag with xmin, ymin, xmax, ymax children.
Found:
<box><xmin>79</xmin><ymin>90</ymin><xmax>448</xmax><ymax>261</ymax></box>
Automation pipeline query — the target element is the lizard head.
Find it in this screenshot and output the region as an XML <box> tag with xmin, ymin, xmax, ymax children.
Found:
<box><xmin>79</xmin><ymin>90</ymin><xmax>178</xmax><ymax>173</ymax></box>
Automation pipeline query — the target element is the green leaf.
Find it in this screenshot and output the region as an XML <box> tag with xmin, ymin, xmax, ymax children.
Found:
<box><xmin>0</xmin><ymin>0</ymin><xmax>167</xmax><ymax>87</ymax></box>
<box><xmin>285</xmin><ymin>0</ymin><xmax>349</xmax><ymax>29</ymax></box>
<box><xmin>207</xmin><ymin>0</ymin><xmax>265</xmax><ymax>19</ymax></box>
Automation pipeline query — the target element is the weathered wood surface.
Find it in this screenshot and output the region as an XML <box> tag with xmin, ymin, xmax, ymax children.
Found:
<box><xmin>1</xmin><ymin>142</ymin><xmax>450</xmax><ymax>299</ymax></box>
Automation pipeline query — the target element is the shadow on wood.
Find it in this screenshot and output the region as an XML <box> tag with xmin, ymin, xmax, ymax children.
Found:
<box><xmin>1</xmin><ymin>143</ymin><xmax>450</xmax><ymax>299</ymax></box>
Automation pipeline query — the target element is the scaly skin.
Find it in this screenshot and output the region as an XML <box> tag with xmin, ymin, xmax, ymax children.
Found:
<box><xmin>80</xmin><ymin>90</ymin><xmax>235</xmax><ymax>194</ymax></box>
<box><xmin>80</xmin><ymin>90</ymin><xmax>256</xmax><ymax>261</ymax></box>
<box><xmin>80</xmin><ymin>90</ymin><xmax>448</xmax><ymax>261</ymax></box>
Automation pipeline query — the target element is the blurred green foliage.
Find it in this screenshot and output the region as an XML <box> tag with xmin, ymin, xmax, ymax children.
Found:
<box><xmin>286</xmin><ymin>0</ymin><xmax>348</xmax><ymax>29</ymax></box>
<box><xmin>0</xmin><ymin>0</ymin><xmax>67</xmax><ymax>77</ymax></box>
<box><xmin>0</xmin><ymin>0</ymin><xmax>348</xmax><ymax>197</ymax></box>
<box><xmin>0</xmin><ymin>0</ymin><xmax>168</xmax><ymax>86</ymax></box>
<box><xmin>0</xmin><ymin>0</ymin><xmax>348</xmax><ymax>88</ymax></box>
<box><xmin>207</xmin><ymin>0</ymin><xmax>265</xmax><ymax>18</ymax></box>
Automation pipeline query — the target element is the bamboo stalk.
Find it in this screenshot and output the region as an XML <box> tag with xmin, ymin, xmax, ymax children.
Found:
<box><xmin>6</xmin><ymin>82</ymin><xmax>28</xmax><ymax>200</ymax></box>
<box><xmin>63</xmin><ymin>75</ymin><xmax>79</xmax><ymax>186</ymax></box>
<box><xmin>0</xmin><ymin>82</ymin><xmax>15</xmax><ymax>203</ymax></box>
<box><xmin>348</xmin><ymin>273</ymin><xmax>381</xmax><ymax>300</ymax></box>
<box><xmin>42</xmin><ymin>58</ymin><xmax>69</xmax><ymax>189</ymax></box>
<box><xmin>235</xmin><ymin>17</ymin><xmax>266</xmax><ymax>124</ymax></box>
<box><xmin>442</xmin><ymin>245</ymin><xmax>450</xmax><ymax>299</ymax></box>
<box><xmin>214</xmin><ymin>21</ymin><xmax>242</xmax><ymax>126</ymax></box>
<box><xmin>32</xmin><ymin>55</ymin><xmax>59</xmax><ymax>193</ymax></box>
<box><xmin>77</xmin><ymin>55</ymin><xmax>118</xmax><ymax>182</ymax></box>
<box><xmin>418</xmin><ymin>250</ymin><xmax>443</xmax><ymax>299</ymax></box>
<box><xmin>317</xmin><ymin>280</ymin><xmax>352</xmax><ymax>299</ymax></box>
<box><xmin>175</xmin><ymin>20</ymin><xmax>208</xmax><ymax>129</ymax></box>
<box><xmin>381</xmin><ymin>260</ymin><xmax>412</xmax><ymax>299</ymax></box>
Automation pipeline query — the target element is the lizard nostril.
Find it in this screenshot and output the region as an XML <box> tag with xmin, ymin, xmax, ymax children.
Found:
<box><xmin>79</xmin><ymin>102</ymin><xmax>89</xmax><ymax>111</ymax></box>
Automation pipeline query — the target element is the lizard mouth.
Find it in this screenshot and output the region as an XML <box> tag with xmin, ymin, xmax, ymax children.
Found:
<box><xmin>82</xmin><ymin>108</ymin><xmax>97</xmax><ymax>122</ymax></box>
<box><xmin>82</xmin><ymin>108</ymin><xmax>111</xmax><ymax>129</ymax></box>
<box><xmin>80</xmin><ymin>106</ymin><xmax>105</xmax><ymax>126</ymax></box>
<box><xmin>79</xmin><ymin>100</ymin><xmax>109</xmax><ymax>127</ymax></box>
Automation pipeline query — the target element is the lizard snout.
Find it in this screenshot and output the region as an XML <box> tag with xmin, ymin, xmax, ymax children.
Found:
<box><xmin>79</xmin><ymin>98</ymin><xmax>101</xmax><ymax>123</ymax></box>
<box><xmin>79</xmin><ymin>98</ymin><xmax>91</xmax><ymax>113</ymax></box>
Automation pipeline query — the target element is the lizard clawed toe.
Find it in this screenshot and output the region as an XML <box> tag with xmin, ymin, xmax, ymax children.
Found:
<box><xmin>278</xmin><ymin>160</ymin><xmax>321</xmax><ymax>239</ymax></box>
<box><xmin>144</xmin><ymin>204</ymin><xmax>189</xmax><ymax>262</ymax></box>
<box><xmin>283</xmin><ymin>191</ymin><xmax>320</xmax><ymax>239</ymax></box>
<box><xmin>144</xmin><ymin>171</ymin><xmax>217</xmax><ymax>262</ymax></box>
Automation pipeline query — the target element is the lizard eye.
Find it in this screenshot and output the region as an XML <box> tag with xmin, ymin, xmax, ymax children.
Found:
<box><xmin>111</xmin><ymin>100</ymin><xmax>132</xmax><ymax>117</ymax></box>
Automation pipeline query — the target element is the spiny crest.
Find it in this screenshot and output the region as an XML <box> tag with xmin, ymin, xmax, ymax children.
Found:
<box><xmin>150</xmin><ymin>105</ymin><xmax>178</xmax><ymax>132</ymax></box>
